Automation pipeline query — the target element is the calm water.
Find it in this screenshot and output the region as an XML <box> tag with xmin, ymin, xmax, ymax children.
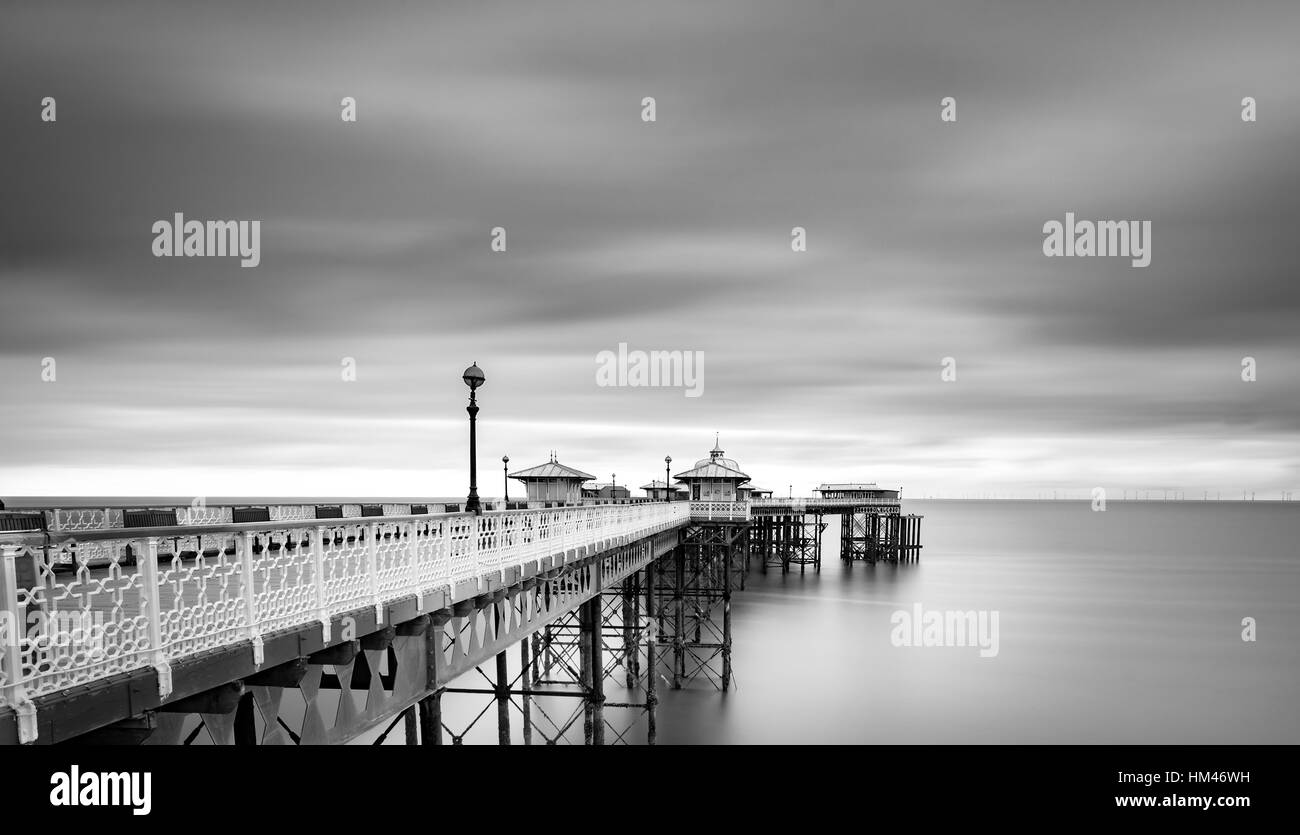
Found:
<box><xmin>651</xmin><ymin>500</ymin><xmax>1300</xmax><ymax>744</ymax></box>
<box><xmin>369</xmin><ymin>500</ymin><xmax>1299</xmax><ymax>744</ymax></box>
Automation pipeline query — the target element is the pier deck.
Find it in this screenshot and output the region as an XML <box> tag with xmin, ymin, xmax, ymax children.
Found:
<box><xmin>1</xmin><ymin>496</ymin><xmax>918</xmax><ymax>745</ymax></box>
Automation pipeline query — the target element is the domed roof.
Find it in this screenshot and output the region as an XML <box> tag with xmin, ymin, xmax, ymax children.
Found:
<box><xmin>693</xmin><ymin>434</ymin><xmax>741</xmax><ymax>470</ymax></box>
<box><xmin>676</xmin><ymin>435</ymin><xmax>750</xmax><ymax>482</ymax></box>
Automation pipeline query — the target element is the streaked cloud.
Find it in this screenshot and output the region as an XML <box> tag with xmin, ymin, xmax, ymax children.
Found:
<box><xmin>1</xmin><ymin>0</ymin><xmax>1297</xmax><ymax>498</ymax></box>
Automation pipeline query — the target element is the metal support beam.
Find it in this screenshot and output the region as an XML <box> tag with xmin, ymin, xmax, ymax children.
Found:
<box><xmin>404</xmin><ymin>705</ymin><xmax>418</xmax><ymax>745</ymax></box>
<box><xmin>579</xmin><ymin>598</ymin><xmax>594</xmax><ymax>743</ymax></box>
<box><xmin>644</xmin><ymin>562</ymin><xmax>658</xmax><ymax>746</ymax></box>
<box><xmin>672</xmin><ymin>544</ymin><xmax>685</xmax><ymax>689</ymax></box>
<box><xmin>418</xmin><ymin>691</ymin><xmax>443</xmax><ymax>746</ymax></box>
<box><xmin>158</xmin><ymin>681</ymin><xmax>244</xmax><ymax>714</ymax></box>
<box><xmin>234</xmin><ymin>691</ymin><xmax>257</xmax><ymax>745</ymax></box>
<box><xmin>495</xmin><ymin>649</ymin><xmax>511</xmax><ymax>745</ymax></box>
<box><xmin>588</xmin><ymin>596</ymin><xmax>605</xmax><ymax>745</ymax></box>
<box><xmin>723</xmin><ymin>535</ymin><xmax>732</xmax><ymax>692</ymax></box>
<box><xmin>520</xmin><ymin>639</ymin><xmax>533</xmax><ymax>745</ymax></box>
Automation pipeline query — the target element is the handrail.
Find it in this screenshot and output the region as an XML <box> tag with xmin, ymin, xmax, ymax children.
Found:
<box><xmin>687</xmin><ymin>500</ymin><xmax>751</xmax><ymax>521</ymax></box>
<box><xmin>1</xmin><ymin>509</ymin><xmax>472</xmax><ymax>547</ymax></box>
<box><xmin>0</xmin><ymin>499</ymin><xmax>662</xmax><ymax>535</ymax></box>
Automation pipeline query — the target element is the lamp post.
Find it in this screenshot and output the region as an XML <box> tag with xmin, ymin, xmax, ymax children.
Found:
<box><xmin>503</xmin><ymin>455</ymin><xmax>510</xmax><ymax>504</ymax></box>
<box><xmin>462</xmin><ymin>363</ymin><xmax>485</xmax><ymax>515</ymax></box>
<box><xmin>665</xmin><ymin>456</ymin><xmax>672</xmax><ymax>502</ymax></box>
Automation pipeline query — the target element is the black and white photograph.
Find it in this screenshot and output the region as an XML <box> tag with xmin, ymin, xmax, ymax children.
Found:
<box><xmin>1</xmin><ymin>0</ymin><xmax>1296</xmax><ymax>818</ymax></box>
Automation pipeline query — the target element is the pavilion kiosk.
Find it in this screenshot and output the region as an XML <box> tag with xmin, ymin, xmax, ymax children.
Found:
<box><xmin>507</xmin><ymin>454</ymin><xmax>595</xmax><ymax>506</ymax></box>
<box><xmin>672</xmin><ymin>438</ymin><xmax>751</xmax><ymax>501</ymax></box>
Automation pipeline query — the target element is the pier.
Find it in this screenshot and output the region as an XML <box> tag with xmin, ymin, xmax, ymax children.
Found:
<box><xmin>0</xmin><ymin>456</ymin><xmax>921</xmax><ymax>745</ymax></box>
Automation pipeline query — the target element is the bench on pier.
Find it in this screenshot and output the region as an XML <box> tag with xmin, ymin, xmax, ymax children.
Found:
<box><xmin>121</xmin><ymin>509</ymin><xmax>194</xmax><ymax>563</ymax></box>
<box><xmin>232</xmin><ymin>506</ymin><xmax>271</xmax><ymax>524</ymax></box>
<box><xmin>123</xmin><ymin>508</ymin><xmax>178</xmax><ymax>528</ymax></box>
<box><xmin>0</xmin><ymin>511</ymin><xmax>44</xmax><ymax>532</ymax></box>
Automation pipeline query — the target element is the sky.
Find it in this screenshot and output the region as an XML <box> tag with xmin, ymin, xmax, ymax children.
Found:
<box><xmin>1</xmin><ymin>0</ymin><xmax>1298</xmax><ymax>500</ymax></box>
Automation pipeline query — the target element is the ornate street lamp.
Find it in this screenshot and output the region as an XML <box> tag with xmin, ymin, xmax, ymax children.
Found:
<box><xmin>503</xmin><ymin>455</ymin><xmax>510</xmax><ymax>504</ymax></box>
<box><xmin>462</xmin><ymin>363</ymin><xmax>485</xmax><ymax>514</ymax></box>
<box><xmin>665</xmin><ymin>456</ymin><xmax>672</xmax><ymax>502</ymax></box>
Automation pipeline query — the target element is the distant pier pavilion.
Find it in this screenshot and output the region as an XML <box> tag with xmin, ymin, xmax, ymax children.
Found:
<box><xmin>0</xmin><ymin>438</ymin><xmax>919</xmax><ymax>746</ymax></box>
<box><xmin>640</xmin><ymin>480</ymin><xmax>688</xmax><ymax>501</ymax></box>
<box><xmin>507</xmin><ymin>453</ymin><xmax>594</xmax><ymax>504</ymax></box>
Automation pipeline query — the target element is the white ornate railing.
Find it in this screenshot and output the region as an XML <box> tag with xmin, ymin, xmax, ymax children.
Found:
<box><xmin>688</xmin><ymin>501</ymin><xmax>751</xmax><ymax>521</ymax></box>
<box><xmin>17</xmin><ymin>503</ymin><xmax>449</xmax><ymax>533</ymax></box>
<box><xmin>0</xmin><ymin>499</ymin><xmax>660</xmax><ymax>534</ymax></box>
<box><xmin>0</xmin><ymin>501</ymin><xmax>690</xmax><ymax>743</ymax></box>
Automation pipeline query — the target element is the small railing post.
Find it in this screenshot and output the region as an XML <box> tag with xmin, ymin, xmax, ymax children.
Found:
<box><xmin>238</xmin><ymin>531</ymin><xmax>264</xmax><ymax>666</ymax></box>
<box><xmin>313</xmin><ymin>525</ymin><xmax>331</xmax><ymax>643</ymax></box>
<box><xmin>137</xmin><ymin>536</ymin><xmax>173</xmax><ymax>700</ymax></box>
<box><xmin>367</xmin><ymin>522</ymin><xmax>384</xmax><ymax>624</ymax></box>
<box><xmin>406</xmin><ymin>522</ymin><xmax>423</xmax><ymax>611</ymax></box>
<box><xmin>1</xmin><ymin>543</ymin><xmax>38</xmax><ymax>743</ymax></box>
<box><xmin>469</xmin><ymin>515</ymin><xmax>482</xmax><ymax>587</ymax></box>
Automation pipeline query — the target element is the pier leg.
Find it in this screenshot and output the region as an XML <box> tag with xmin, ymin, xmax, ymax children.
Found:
<box><xmin>782</xmin><ymin>516</ymin><xmax>790</xmax><ymax>574</ymax></box>
<box><xmin>644</xmin><ymin>563</ymin><xmax>658</xmax><ymax>746</ymax></box>
<box><xmin>588</xmin><ymin>597</ymin><xmax>605</xmax><ymax>745</ymax></box>
<box><xmin>542</xmin><ymin>625</ymin><xmax>555</xmax><ymax>682</ymax></box>
<box><xmin>403</xmin><ymin>705</ymin><xmax>418</xmax><ymax>745</ymax></box>
<box><xmin>623</xmin><ymin>576</ymin><xmax>636</xmax><ymax>689</ymax></box>
<box><xmin>722</xmin><ymin>535</ymin><xmax>732</xmax><ymax>692</ymax></box>
<box><xmin>495</xmin><ymin>649</ymin><xmax>511</xmax><ymax>745</ymax></box>
<box><xmin>580</xmin><ymin>598</ymin><xmax>594</xmax><ymax>743</ymax></box>
<box><xmin>815</xmin><ymin>513</ymin><xmax>824</xmax><ymax>572</ymax></box>
<box><xmin>799</xmin><ymin>515</ymin><xmax>806</xmax><ymax>575</ymax></box>
<box><xmin>234</xmin><ymin>691</ymin><xmax>257</xmax><ymax>746</ymax></box>
<box><xmin>520</xmin><ymin>639</ymin><xmax>533</xmax><ymax>745</ymax></box>
<box><xmin>418</xmin><ymin>690</ymin><xmax>443</xmax><ymax>745</ymax></box>
<box><xmin>673</xmin><ymin>546</ymin><xmax>685</xmax><ymax>689</ymax></box>
<box><xmin>631</xmin><ymin>572</ymin><xmax>642</xmax><ymax>680</ymax></box>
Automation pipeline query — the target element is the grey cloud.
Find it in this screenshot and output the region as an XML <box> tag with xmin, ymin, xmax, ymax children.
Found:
<box><xmin>2</xmin><ymin>0</ymin><xmax>1298</xmax><ymax>497</ymax></box>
